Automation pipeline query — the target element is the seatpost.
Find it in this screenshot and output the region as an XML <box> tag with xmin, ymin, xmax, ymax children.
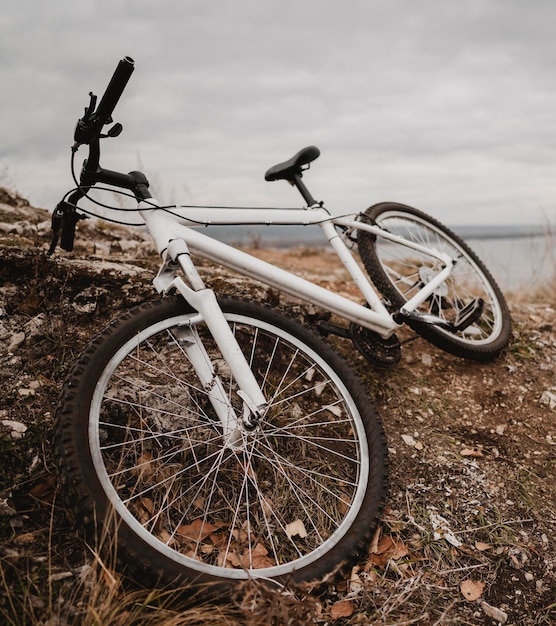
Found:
<box><xmin>292</xmin><ymin>173</ymin><xmax>318</xmax><ymax>207</ymax></box>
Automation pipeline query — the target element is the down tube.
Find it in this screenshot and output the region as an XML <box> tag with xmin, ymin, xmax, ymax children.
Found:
<box><xmin>176</xmin><ymin>224</ymin><xmax>399</xmax><ymax>336</ymax></box>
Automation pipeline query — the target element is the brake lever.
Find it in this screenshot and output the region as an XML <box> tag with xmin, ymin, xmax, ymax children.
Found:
<box><xmin>47</xmin><ymin>201</ymin><xmax>88</xmax><ymax>256</ymax></box>
<box><xmin>74</xmin><ymin>92</ymin><xmax>108</xmax><ymax>147</ymax></box>
<box><xmin>99</xmin><ymin>122</ymin><xmax>123</xmax><ymax>139</ymax></box>
<box><xmin>84</xmin><ymin>91</ymin><xmax>97</xmax><ymax>119</ymax></box>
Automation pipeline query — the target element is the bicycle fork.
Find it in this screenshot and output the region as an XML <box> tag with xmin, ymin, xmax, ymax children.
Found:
<box><xmin>152</xmin><ymin>237</ymin><xmax>267</xmax><ymax>448</ymax></box>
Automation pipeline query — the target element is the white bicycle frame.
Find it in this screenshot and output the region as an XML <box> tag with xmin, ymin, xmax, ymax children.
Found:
<box><xmin>62</xmin><ymin>55</ymin><xmax>459</xmax><ymax>446</ymax></box>
<box><xmin>137</xmin><ymin>199</ymin><xmax>456</xmax><ymax>440</ymax></box>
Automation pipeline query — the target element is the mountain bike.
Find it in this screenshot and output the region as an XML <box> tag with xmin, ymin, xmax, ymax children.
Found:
<box><xmin>50</xmin><ymin>57</ymin><xmax>511</xmax><ymax>591</ymax></box>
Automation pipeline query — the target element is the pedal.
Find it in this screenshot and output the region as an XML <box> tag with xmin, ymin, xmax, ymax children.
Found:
<box><xmin>395</xmin><ymin>297</ymin><xmax>484</xmax><ymax>334</ymax></box>
<box><xmin>453</xmin><ymin>297</ymin><xmax>484</xmax><ymax>331</ymax></box>
<box><xmin>394</xmin><ymin>309</ymin><xmax>453</xmax><ymax>330</ymax></box>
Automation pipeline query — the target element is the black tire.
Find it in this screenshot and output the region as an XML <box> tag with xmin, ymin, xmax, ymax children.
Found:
<box><xmin>54</xmin><ymin>296</ymin><xmax>388</xmax><ymax>591</ymax></box>
<box><xmin>357</xmin><ymin>203</ymin><xmax>512</xmax><ymax>361</ymax></box>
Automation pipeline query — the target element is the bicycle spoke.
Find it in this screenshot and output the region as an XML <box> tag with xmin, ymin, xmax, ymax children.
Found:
<box><xmin>81</xmin><ymin>302</ymin><xmax>382</xmax><ymax>580</ymax></box>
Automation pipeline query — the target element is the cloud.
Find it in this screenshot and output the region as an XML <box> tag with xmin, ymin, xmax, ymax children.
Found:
<box><xmin>0</xmin><ymin>0</ymin><xmax>555</xmax><ymax>226</ymax></box>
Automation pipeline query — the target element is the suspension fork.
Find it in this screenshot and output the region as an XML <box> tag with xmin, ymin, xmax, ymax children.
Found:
<box><xmin>153</xmin><ymin>238</ymin><xmax>268</xmax><ymax>439</ymax></box>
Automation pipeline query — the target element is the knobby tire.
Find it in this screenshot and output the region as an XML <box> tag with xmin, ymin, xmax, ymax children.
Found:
<box><xmin>54</xmin><ymin>296</ymin><xmax>388</xmax><ymax>591</ymax></box>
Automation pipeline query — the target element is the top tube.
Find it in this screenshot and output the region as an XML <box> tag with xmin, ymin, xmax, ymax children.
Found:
<box><xmin>164</xmin><ymin>205</ymin><xmax>336</xmax><ymax>227</ymax></box>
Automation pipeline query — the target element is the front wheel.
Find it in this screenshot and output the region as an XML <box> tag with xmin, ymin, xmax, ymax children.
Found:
<box><xmin>54</xmin><ymin>296</ymin><xmax>388</xmax><ymax>590</ymax></box>
<box><xmin>357</xmin><ymin>203</ymin><xmax>512</xmax><ymax>361</ymax></box>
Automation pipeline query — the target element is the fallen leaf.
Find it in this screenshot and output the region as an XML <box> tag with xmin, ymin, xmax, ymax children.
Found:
<box><xmin>219</xmin><ymin>550</ymin><xmax>241</xmax><ymax>568</ymax></box>
<box><xmin>193</xmin><ymin>496</ymin><xmax>205</xmax><ymax>510</ymax></box>
<box><xmin>390</xmin><ymin>540</ymin><xmax>409</xmax><ymax>560</ymax></box>
<box><xmin>133</xmin><ymin>452</ymin><xmax>154</xmax><ymax>477</ymax></box>
<box><xmin>250</xmin><ymin>543</ymin><xmax>269</xmax><ymax>557</ymax></box>
<box><xmin>260</xmin><ymin>495</ymin><xmax>274</xmax><ymax>517</ymax></box>
<box><xmin>369</xmin><ymin>553</ymin><xmax>389</xmax><ymax>569</ymax></box>
<box><xmin>158</xmin><ymin>529</ymin><xmax>173</xmax><ymax>545</ymax></box>
<box><xmin>330</xmin><ymin>600</ymin><xmax>354</xmax><ymax>619</ymax></box>
<box><xmin>251</xmin><ymin>555</ymin><xmax>275</xmax><ymax>568</ymax></box>
<box><xmin>140</xmin><ymin>497</ymin><xmax>154</xmax><ymax>515</ymax></box>
<box><xmin>220</xmin><ymin>546</ymin><xmax>274</xmax><ymax>570</ymax></box>
<box><xmin>460</xmin><ymin>579</ymin><xmax>485</xmax><ymax>601</ymax></box>
<box><xmin>349</xmin><ymin>565</ymin><xmax>364</xmax><ymax>593</ymax></box>
<box><xmin>29</xmin><ymin>477</ymin><xmax>56</xmax><ymax>504</ymax></box>
<box><xmin>460</xmin><ymin>447</ymin><xmax>483</xmax><ymax>457</ymax></box>
<box><xmin>368</xmin><ymin>526</ymin><xmax>381</xmax><ymax>554</ymax></box>
<box><xmin>177</xmin><ymin>519</ymin><xmax>221</xmax><ymax>542</ymax></box>
<box><xmin>285</xmin><ymin>519</ymin><xmax>308</xmax><ymax>539</ymax></box>
<box><xmin>373</xmin><ymin>535</ymin><xmax>395</xmax><ymax>554</ymax></box>
<box><xmin>475</xmin><ymin>541</ymin><xmax>492</xmax><ymax>551</ymax></box>
<box><xmin>368</xmin><ymin>535</ymin><xmax>409</xmax><ymax>568</ymax></box>
<box><xmin>510</xmin><ymin>553</ymin><xmax>522</xmax><ymax>568</ymax></box>
<box><xmin>14</xmin><ymin>532</ymin><xmax>36</xmax><ymax>546</ymax></box>
<box><xmin>366</xmin><ymin>569</ymin><xmax>378</xmax><ymax>583</ymax></box>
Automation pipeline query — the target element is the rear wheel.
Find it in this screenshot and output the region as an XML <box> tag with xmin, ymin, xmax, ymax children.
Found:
<box><xmin>357</xmin><ymin>203</ymin><xmax>511</xmax><ymax>361</ymax></box>
<box><xmin>54</xmin><ymin>296</ymin><xmax>388</xmax><ymax>590</ymax></box>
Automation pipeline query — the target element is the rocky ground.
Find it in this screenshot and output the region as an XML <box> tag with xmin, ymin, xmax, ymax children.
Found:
<box><xmin>0</xmin><ymin>187</ymin><xmax>554</xmax><ymax>625</ymax></box>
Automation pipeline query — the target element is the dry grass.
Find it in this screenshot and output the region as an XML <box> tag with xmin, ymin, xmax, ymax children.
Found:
<box><xmin>1</xmin><ymin>193</ymin><xmax>555</xmax><ymax>625</ymax></box>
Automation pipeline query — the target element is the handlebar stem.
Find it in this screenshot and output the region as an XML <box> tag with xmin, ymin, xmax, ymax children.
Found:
<box><xmin>79</xmin><ymin>146</ymin><xmax>151</xmax><ymax>201</ymax></box>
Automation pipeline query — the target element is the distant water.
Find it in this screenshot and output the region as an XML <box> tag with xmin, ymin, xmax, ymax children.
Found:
<box><xmin>201</xmin><ymin>223</ymin><xmax>554</xmax><ymax>294</ymax></box>
<box><xmin>464</xmin><ymin>233</ymin><xmax>554</xmax><ymax>293</ymax></box>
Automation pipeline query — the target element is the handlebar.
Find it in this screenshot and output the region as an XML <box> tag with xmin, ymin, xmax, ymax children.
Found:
<box><xmin>73</xmin><ymin>56</ymin><xmax>149</xmax><ymax>199</ymax></box>
<box><xmin>95</xmin><ymin>56</ymin><xmax>135</xmax><ymax>127</ymax></box>
<box><xmin>47</xmin><ymin>56</ymin><xmax>150</xmax><ymax>255</ymax></box>
<box><xmin>74</xmin><ymin>56</ymin><xmax>135</xmax><ymax>146</ymax></box>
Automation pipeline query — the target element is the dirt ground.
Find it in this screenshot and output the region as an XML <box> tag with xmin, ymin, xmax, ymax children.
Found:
<box><xmin>0</xmin><ymin>189</ymin><xmax>554</xmax><ymax>624</ymax></box>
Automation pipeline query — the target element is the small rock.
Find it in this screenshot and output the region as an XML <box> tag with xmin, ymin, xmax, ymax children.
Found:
<box><xmin>7</xmin><ymin>331</ymin><xmax>25</xmax><ymax>352</ymax></box>
<box><xmin>72</xmin><ymin>300</ymin><xmax>96</xmax><ymax>315</ymax></box>
<box><xmin>480</xmin><ymin>601</ymin><xmax>508</xmax><ymax>624</ymax></box>
<box><xmin>429</xmin><ymin>511</ymin><xmax>463</xmax><ymax>547</ymax></box>
<box><xmin>540</xmin><ymin>390</ymin><xmax>556</xmax><ymax>409</ymax></box>
<box><xmin>17</xmin><ymin>387</ymin><xmax>35</xmax><ymax>398</ymax></box>
<box><xmin>0</xmin><ymin>498</ymin><xmax>18</xmax><ymax>517</ymax></box>
<box><xmin>24</xmin><ymin>314</ymin><xmax>46</xmax><ymax>338</ymax></box>
<box><xmin>1</xmin><ymin>419</ymin><xmax>27</xmax><ymax>439</ymax></box>
<box><xmin>27</xmin><ymin>595</ymin><xmax>44</xmax><ymax>611</ymax></box>
<box><xmin>48</xmin><ymin>571</ymin><xmax>74</xmax><ymax>583</ymax></box>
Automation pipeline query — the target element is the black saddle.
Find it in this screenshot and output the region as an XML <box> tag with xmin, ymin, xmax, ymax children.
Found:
<box><xmin>265</xmin><ymin>146</ymin><xmax>320</xmax><ymax>182</ymax></box>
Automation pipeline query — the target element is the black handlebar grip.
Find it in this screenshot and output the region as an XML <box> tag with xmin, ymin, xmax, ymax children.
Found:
<box><xmin>95</xmin><ymin>56</ymin><xmax>135</xmax><ymax>125</ymax></box>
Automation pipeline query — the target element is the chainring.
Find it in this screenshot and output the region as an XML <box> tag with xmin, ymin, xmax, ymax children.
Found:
<box><xmin>349</xmin><ymin>323</ymin><xmax>402</xmax><ymax>367</ymax></box>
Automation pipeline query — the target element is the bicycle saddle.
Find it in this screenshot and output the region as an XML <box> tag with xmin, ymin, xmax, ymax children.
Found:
<box><xmin>264</xmin><ymin>145</ymin><xmax>320</xmax><ymax>182</ymax></box>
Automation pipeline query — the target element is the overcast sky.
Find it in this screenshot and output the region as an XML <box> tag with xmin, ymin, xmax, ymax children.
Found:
<box><xmin>2</xmin><ymin>0</ymin><xmax>556</xmax><ymax>227</ymax></box>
